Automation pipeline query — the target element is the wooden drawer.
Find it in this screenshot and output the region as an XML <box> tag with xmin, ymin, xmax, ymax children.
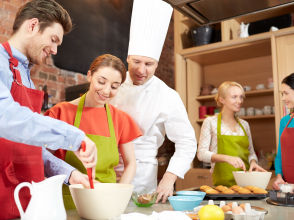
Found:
<box><xmin>176</xmin><ymin>168</ymin><xmax>213</xmax><ymax>191</ymax></box>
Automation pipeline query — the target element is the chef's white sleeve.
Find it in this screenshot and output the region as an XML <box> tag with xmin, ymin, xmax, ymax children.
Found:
<box><xmin>164</xmin><ymin>92</ymin><xmax>197</xmax><ymax>179</ymax></box>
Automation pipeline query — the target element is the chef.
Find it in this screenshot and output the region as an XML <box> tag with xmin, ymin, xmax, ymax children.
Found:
<box><xmin>0</xmin><ymin>1</ymin><xmax>97</xmax><ymax>219</ymax></box>
<box><xmin>110</xmin><ymin>0</ymin><xmax>197</xmax><ymax>203</ymax></box>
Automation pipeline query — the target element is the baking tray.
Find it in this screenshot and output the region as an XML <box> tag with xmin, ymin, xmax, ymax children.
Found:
<box><xmin>192</xmin><ymin>187</ymin><xmax>269</xmax><ymax>200</ymax></box>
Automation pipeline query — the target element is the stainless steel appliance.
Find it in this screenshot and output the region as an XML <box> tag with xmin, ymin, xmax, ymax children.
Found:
<box><xmin>164</xmin><ymin>0</ymin><xmax>294</xmax><ymax>26</ymax></box>
<box><xmin>65</xmin><ymin>83</ymin><xmax>88</xmax><ymax>101</ymax></box>
<box><xmin>267</xmin><ymin>190</ymin><xmax>294</xmax><ymax>207</ymax></box>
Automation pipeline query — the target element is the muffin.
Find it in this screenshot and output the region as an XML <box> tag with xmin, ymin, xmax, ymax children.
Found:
<box><xmin>222</xmin><ymin>188</ymin><xmax>235</xmax><ymax>194</ymax></box>
<box><xmin>253</xmin><ymin>188</ymin><xmax>268</xmax><ymax>194</ymax></box>
<box><xmin>206</xmin><ymin>189</ymin><xmax>219</xmax><ymax>194</ymax></box>
<box><xmin>238</xmin><ymin>188</ymin><xmax>251</xmax><ymax>194</ymax></box>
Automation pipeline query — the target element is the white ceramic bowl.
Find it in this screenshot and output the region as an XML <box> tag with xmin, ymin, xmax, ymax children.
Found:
<box><xmin>232</xmin><ymin>171</ymin><xmax>272</xmax><ymax>189</ymax></box>
<box><xmin>69</xmin><ymin>183</ymin><xmax>134</xmax><ymax>220</ymax></box>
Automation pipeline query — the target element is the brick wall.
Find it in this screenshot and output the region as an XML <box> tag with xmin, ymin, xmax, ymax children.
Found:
<box><xmin>156</xmin><ymin>14</ymin><xmax>175</xmax><ymax>90</ymax></box>
<box><xmin>0</xmin><ymin>0</ymin><xmax>175</xmax><ymax>104</ymax></box>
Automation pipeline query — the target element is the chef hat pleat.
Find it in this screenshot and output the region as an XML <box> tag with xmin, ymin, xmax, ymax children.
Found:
<box><xmin>128</xmin><ymin>0</ymin><xmax>173</xmax><ymax>61</ymax></box>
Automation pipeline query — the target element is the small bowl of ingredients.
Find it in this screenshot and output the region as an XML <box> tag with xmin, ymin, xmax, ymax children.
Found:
<box><xmin>131</xmin><ymin>191</ymin><xmax>158</xmax><ymax>207</ymax></box>
<box><xmin>182</xmin><ymin>210</ymin><xmax>199</xmax><ymax>219</ymax></box>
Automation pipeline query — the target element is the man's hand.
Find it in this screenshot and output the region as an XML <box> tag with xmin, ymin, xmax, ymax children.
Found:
<box><xmin>69</xmin><ymin>170</ymin><xmax>99</xmax><ymax>188</ymax></box>
<box><xmin>74</xmin><ymin>136</ymin><xmax>97</xmax><ymax>178</ymax></box>
<box><xmin>155</xmin><ymin>172</ymin><xmax>177</xmax><ymax>204</ymax></box>
<box><xmin>249</xmin><ymin>160</ymin><xmax>267</xmax><ymax>172</ymax></box>
<box><xmin>273</xmin><ymin>174</ymin><xmax>286</xmax><ymax>190</ymax></box>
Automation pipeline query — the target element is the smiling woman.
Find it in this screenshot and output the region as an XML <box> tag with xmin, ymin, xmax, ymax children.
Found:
<box><xmin>273</xmin><ymin>73</ymin><xmax>294</xmax><ymax>190</ymax></box>
<box><xmin>197</xmin><ymin>81</ymin><xmax>266</xmax><ymax>187</ymax></box>
<box><xmin>44</xmin><ymin>54</ymin><xmax>142</xmax><ymax>210</ymax></box>
<box><xmin>79</xmin><ymin>54</ymin><xmax>126</xmax><ymax>108</ymax></box>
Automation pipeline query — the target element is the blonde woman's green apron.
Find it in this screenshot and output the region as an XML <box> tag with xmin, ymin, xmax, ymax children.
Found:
<box><xmin>63</xmin><ymin>94</ymin><xmax>119</xmax><ymax>210</ymax></box>
<box><xmin>212</xmin><ymin>112</ymin><xmax>250</xmax><ymax>187</ymax></box>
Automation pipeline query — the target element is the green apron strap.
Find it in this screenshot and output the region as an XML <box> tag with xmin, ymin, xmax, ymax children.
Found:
<box><xmin>73</xmin><ymin>93</ymin><xmax>86</xmax><ymax>128</ymax></box>
<box><xmin>217</xmin><ymin>112</ymin><xmax>222</xmax><ymax>138</ymax></box>
<box><xmin>218</xmin><ymin>112</ymin><xmax>248</xmax><ymax>138</ymax></box>
<box><xmin>235</xmin><ymin>116</ymin><xmax>248</xmax><ymax>138</ymax></box>
<box><xmin>105</xmin><ymin>103</ymin><xmax>115</xmax><ymax>138</ymax></box>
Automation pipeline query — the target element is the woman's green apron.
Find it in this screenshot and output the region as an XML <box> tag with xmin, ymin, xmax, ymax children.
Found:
<box><xmin>63</xmin><ymin>94</ymin><xmax>119</xmax><ymax>210</ymax></box>
<box><xmin>212</xmin><ymin>112</ymin><xmax>250</xmax><ymax>187</ymax></box>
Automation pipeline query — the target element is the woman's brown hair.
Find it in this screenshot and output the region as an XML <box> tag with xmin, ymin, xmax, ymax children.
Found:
<box><xmin>89</xmin><ymin>54</ymin><xmax>127</xmax><ymax>83</ymax></box>
<box><xmin>12</xmin><ymin>0</ymin><xmax>72</xmax><ymax>35</ymax></box>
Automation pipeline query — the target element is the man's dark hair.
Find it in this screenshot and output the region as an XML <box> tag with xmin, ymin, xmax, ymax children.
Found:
<box><xmin>12</xmin><ymin>0</ymin><xmax>72</xmax><ymax>35</ymax></box>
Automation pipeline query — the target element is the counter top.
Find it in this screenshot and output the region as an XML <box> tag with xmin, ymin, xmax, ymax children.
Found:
<box><xmin>64</xmin><ymin>199</ymin><xmax>294</xmax><ymax>220</ymax></box>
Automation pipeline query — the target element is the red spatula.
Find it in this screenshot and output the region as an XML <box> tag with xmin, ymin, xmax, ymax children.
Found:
<box><xmin>81</xmin><ymin>141</ymin><xmax>94</xmax><ymax>189</ymax></box>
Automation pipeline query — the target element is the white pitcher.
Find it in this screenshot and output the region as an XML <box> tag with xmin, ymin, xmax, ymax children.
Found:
<box><xmin>14</xmin><ymin>175</ymin><xmax>67</xmax><ymax>220</ymax></box>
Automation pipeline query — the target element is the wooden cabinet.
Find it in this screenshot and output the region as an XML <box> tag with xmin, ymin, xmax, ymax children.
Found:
<box><xmin>275</xmin><ymin>35</ymin><xmax>294</xmax><ymax>123</ymax></box>
<box><xmin>173</xmin><ymin>7</ymin><xmax>294</xmax><ymax>190</ymax></box>
<box><xmin>176</xmin><ymin>169</ymin><xmax>213</xmax><ymax>191</ymax></box>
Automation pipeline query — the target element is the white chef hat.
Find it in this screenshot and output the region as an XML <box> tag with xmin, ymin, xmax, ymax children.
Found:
<box><xmin>128</xmin><ymin>0</ymin><xmax>173</xmax><ymax>62</ymax></box>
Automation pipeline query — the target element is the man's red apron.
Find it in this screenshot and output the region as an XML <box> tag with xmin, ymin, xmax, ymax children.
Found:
<box><xmin>0</xmin><ymin>42</ymin><xmax>45</xmax><ymax>219</ymax></box>
<box><xmin>280</xmin><ymin>115</ymin><xmax>294</xmax><ymax>183</ymax></box>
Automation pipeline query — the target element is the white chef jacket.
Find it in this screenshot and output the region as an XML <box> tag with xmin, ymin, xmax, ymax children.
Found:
<box><xmin>110</xmin><ymin>72</ymin><xmax>197</xmax><ymax>191</ymax></box>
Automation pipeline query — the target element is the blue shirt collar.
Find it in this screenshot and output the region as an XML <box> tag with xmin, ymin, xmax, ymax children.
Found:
<box><xmin>10</xmin><ymin>46</ymin><xmax>33</xmax><ymax>69</ymax></box>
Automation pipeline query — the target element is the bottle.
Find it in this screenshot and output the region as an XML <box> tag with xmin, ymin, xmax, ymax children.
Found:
<box><xmin>42</xmin><ymin>85</ymin><xmax>48</xmax><ymax>109</ymax></box>
<box><xmin>48</xmin><ymin>95</ymin><xmax>52</xmax><ymax>108</ymax></box>
<box><xmin>258</xmin><ymin>150</ymin><xmax>269</xmax><ymax>170</ymax></box>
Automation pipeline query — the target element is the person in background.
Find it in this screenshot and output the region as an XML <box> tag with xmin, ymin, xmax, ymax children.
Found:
<box><xmin>110</xmin><ymin>0</ymin><xmax>197</xmax><ymax>204</ymax></box>
<box><xmin>0</xmin><ymin>1</ymin><xmax>97</xmax><ymax>219</ymax></box>
<box><xmin>197</xmin><ymin>81</ymin><xmax>266</xmax><ymax>187</ymax></box>
<box><xmin>273</xmin><ymin>73</ymin><xmax>294</xmax><ymax>189</ymax></box>
<box><xmin>45</xmin><ymin>54</ymin><xmax>141</xmax><ymax>210</ymax></box>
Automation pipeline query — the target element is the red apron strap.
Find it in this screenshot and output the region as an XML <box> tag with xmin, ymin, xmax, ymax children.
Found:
<box><xmin>2</xmin><ymin>42</ymin><xmax>22</xmax><ymax>85</ymax></box>
<box><xmin>285</xmin><ymin>116</ymin><xmax>293</xmax><ymax>128</ymax></box>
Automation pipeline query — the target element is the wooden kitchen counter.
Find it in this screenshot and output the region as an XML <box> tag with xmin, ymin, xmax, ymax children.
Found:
<box><xmin>64</xmin><ymin>199</ymin><xmax>294</xmax><ymax>220</ymax></box>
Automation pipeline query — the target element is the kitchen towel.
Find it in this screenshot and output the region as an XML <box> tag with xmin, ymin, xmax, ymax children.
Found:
<box><xmin>120</xmin><ymin>211</ymin><xmax>191</xmax><ymax>220</ymax></box>
<box><xmin>120</xmin><ymin>212</ymin><xmax>155</xmax><ymax>220</ymax></box>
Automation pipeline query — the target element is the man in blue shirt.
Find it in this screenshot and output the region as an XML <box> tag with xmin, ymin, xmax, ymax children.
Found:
<box><xmin>0</xmin><ymin>1</ymin><xmax>97</xmax><ymax>218</ymax></box>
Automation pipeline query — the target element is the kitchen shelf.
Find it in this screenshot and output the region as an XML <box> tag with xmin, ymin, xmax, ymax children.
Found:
<box><xmin>179</xmin><ymin>26</ymin><xmax>294</xmax><ymax>65</ymax></box>
<box><xmin>196</xmin><ymin>114</ymin><xmax>275</xmax><ymax>123</ymax></box>
<box><xmin>195</xmin><ymin>89</ymin><xmax>274</xmax><ymax>102</ymax></box>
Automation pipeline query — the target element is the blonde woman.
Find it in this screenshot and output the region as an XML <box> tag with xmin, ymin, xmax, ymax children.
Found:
<box><xmin>197</xmin><ymin>81</ymin><xmax>265</xmax><ymax>186</ymax></box>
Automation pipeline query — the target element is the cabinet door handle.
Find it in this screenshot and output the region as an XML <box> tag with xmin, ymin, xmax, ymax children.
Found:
<box><xmin>197</xmin><ymin>175</ymin><xmax>208</xmax><ymax>179</ymax></box>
